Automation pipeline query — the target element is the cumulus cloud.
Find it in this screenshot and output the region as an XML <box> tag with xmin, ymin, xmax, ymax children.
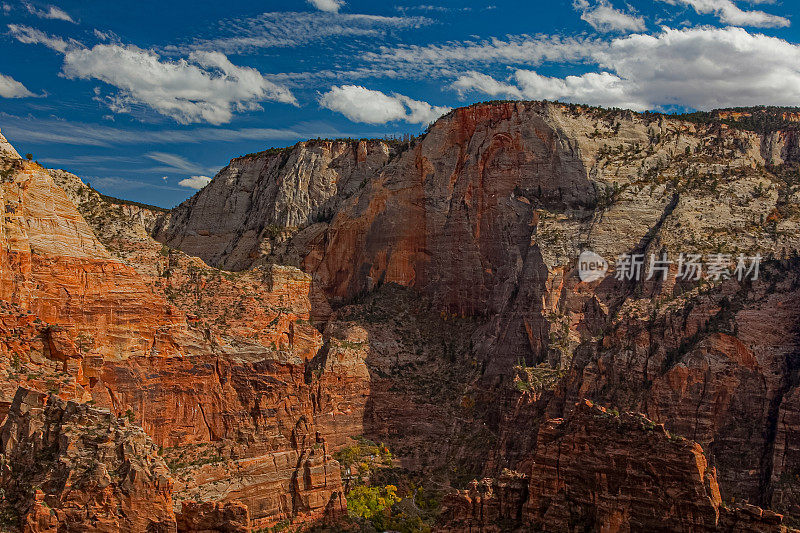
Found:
<box><xmin>452</xmin><ymin>26</ymin><xmax>800</xmax><ymax>111</ymax></box>
<box><xmin>319</xmin><ymin>85</ymin><xmax>450</xmax><ymax>124</ymax></box>
<box><xmin>307</xmin><ymin>0</ymin><xmax>345</xmax><ymax>13</ymax></box>
<box><xmin>0</xmin><ymin>73</ymin><xmax>35</xmax><ymax>98</ymax></box>
<box><xmin>24</xmin><ymin>3</ymin><xmax>74</xmax><ymax>22</ymax></box>
<box><xmin>659</xmin><ymin>0</ymin><xmax>789</xmax><ymax>28</ymax></box>
<box><xmin>8</xmin><ymin>26</ymin><xmax>297</xmax><ymax>124</ymax></box>
<box><xmin>178</xmin><ymin>175</ymin><xmax>212</xmax><ymax>189</ymax></box>
<box><xmin>574</xmin><ymin>0</ymin><xmax>646</xmax><ymax>33</ymax></box>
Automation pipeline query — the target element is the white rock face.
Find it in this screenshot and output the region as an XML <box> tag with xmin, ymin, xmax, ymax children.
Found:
<box><xmin>0</xmin><ymin>129</ymin><xmax>20</xmax><ymax>159</ymax></box>
<box><xmin>153</xmin><ymin>139</ymin><xmax>393</xmax><ymax>270</ymax></box>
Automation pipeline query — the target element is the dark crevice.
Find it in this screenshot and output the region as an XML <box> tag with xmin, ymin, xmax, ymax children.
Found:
<box><xmin>758</xmin><ymin>349</ymin><xmax>800</xmax><ymax>506</ymax></box>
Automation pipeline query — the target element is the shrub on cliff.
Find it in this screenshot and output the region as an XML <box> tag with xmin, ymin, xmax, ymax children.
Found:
<box><xmin>347</xmin><ymin>485</ymin><xmax>400</xmax><ymax>523</ymax></box>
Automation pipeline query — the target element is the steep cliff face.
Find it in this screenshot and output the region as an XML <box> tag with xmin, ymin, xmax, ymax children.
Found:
<box><xmin>156</xmin><ymin>102</ymin><xmax>800</xmax><ymax>374</ymax></box>
<box><xmin>0</xmin><ymin>142</ymin><xmax>352</xmax><ymax>529</ymax></box>
<box><xmin>153</xmin><ymin>140</ymin><xmax>394</xmax><ymax>271</ymax></box>
<box><xmin>0</xmin><ymin>156</ymin><xmax>192</xmax><ymax>362</ymax></box>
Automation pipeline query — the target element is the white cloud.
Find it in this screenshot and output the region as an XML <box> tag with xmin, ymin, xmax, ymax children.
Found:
<box><xmin>573</xmin><ymin>0</ymin><xmax>646</xmax><ymax>33</ymax></box>
<box><xmin>307</xmin><ymin>0</ymin><xmax>345</xmax><ymax>13</ymax></box>
<box><xmin>452</xmin><ymin>26</ymin><xmax>800</xmax><ymax>111</ymax></box>
<box><xmin>8</xmin><ymin>26</ymin><xmax>297</xmax><ymax>124</ymax></box>
<box><xmin>178</xmin><ymin>175</ymin><xmax>212</xmax><ymax>189</ymax></box>
<box><xmin>455</xmin><ymin>70</ymin><xmax>645</xmax><ymax>109</ymax></box>
<box><xmin>659</xmin><ymin>0</ymin><xmax>789</xmax><ymax>28</ymax></box>
<box><xmin>319</xmin><ymin>85</ymin><xmax>450</xmax><ymax>124</ymax></box>
<box><xmin>66</xmin><ymin>46</ymin><xmax>297</xmax><ymax>124</ymax></box>
<box><xmin>0</xmin><ymin>73</ymin><xmax>35</xmax><ymax>98</ymax></box>
<box><xmin>24</xmin><ymin>3</ymin><xmax>74</xmax><ymax>22</ymax></box>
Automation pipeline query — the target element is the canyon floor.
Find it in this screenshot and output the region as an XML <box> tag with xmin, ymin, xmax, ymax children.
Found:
<box><xmin>2</xmin><ymin>102</ymin><xmax>800</xmax><ymax>532</ymax></box>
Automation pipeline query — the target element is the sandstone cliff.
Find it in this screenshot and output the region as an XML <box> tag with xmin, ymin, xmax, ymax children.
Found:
<box><xmin>150</xmin><ymin>102</ymin><xmax>800</xmax><ymax>528</ymax></box>
<box><xmin>153</xmin><ymin>140</ymin><xmax>396</xmax><ymax>271</ymax></box>
<box><xmin>5</xmin><ymin>102</ymin><xmax>800</xmax><ymax>531</ymax></box>
<box><xmin>0</xmin><ymin>139</ymin><xmax>351</xmax><ymax>529</ymax></box>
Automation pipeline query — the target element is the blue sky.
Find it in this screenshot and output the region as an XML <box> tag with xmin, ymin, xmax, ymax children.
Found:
<box><xmin>0</xmin><ymin>0</ymin><xmax>798</xmax><ymax>207</ymax></box>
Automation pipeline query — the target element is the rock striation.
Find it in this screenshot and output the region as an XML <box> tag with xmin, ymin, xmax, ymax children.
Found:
<box><xmin>5</xmin><ymin>102</ymin><xmax>800</xmax><ymax>530</ymax></box>
<box><xmin>153</xmin><ymin>140</ymin><xmax>394</xmax><ymax>271</ymax></box>
<box><xmin>0</xmin><ymin>136</ymin><xmax>350</xmax><ymax>529</ymax></box>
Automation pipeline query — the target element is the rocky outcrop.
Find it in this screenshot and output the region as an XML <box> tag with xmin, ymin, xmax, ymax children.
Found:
<box><xmin>442</xmin><ymin>400</ymin><xmax>790</xmax><ymax>532</ymax></box>
<box><xmin>0</xmin><ymin>156</ymin><xmax>193</xmax><ymax>362</ymax></box>
<box><xmin>91</xmin><ymin>354</ymin><xmax>347</xmax><ymax>527</ymax></box>
<box><xmin>0</xmin><ymin>387</ymin><xmax>176</xmax><ymax>532</ymax></box>
<box><xmin>0</xmin><ymin>129</ymin><xmax>20</xmax><ymax>159</ymax></box>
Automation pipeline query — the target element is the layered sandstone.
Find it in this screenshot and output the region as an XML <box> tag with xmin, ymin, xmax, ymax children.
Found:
<box><xmin>0</xmin><ymin>156</ymin><xmax>193</xmax><ymax>362</ymax></box>
<box><xmin>0</xmin><ymin>137</ymin><xmax>349</xmax><ymax>529</ymax></box>
<box><xmin>6</xmin><ymin>102</ymin><xmax>800</xmax><ymax>531</ymax></box>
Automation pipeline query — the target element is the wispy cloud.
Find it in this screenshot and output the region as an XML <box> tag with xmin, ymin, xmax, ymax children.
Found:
<box><xmin>89</xmin><ymin>176</ymin><xmax>183</xmax><ymax>193</ymax></box>
<box><xmin>172</xmin><ymin>12</ymin><xmax>433</xmax><ymax>54</ymax></box>
<box><xmin>145</xmin><ymin>152</ymin><xmax>206</xmax><ymax>174</ymax></box>
<box><xmin>0</xmin><ymin>114</ymin><xmax>367</xmax><ymax>147</ymax></box>
<box><xmin>8</xmin><ymin>23</ymin><xmax>74</xmax><ymax>52</ymax></box>
<box><xmin>24</xmin><ymin>3</ymin><xmax>74</xmax><ymax>23</ymax></box>
<box><xmin>658</xmin><ymin>0</ymin><xmax>790</xmax><ymax>28</ymax></box>
<box><xmin>573</xmin><ymin>0</ymin><xmax>646</xmax><ymax>33</ymax></box>
<box><xmin>0</xmin><ymin>73</ymin><xmax>36</xmax><ymax>98</ymax></box>
<box><xmin>364</xmin><ymin>35</ymin><xmax>602</xmax><ymax>75</ymax></box>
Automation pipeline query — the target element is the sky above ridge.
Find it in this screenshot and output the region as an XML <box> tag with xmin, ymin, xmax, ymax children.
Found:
<box><xmin>0</xmin><ymin>0</ymin><xmax>798</xmax><ymax>207</ymax></box>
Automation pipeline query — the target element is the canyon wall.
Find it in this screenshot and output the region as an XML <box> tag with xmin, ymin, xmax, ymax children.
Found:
<box><xmin>5</xmin><ymin>102</ymin><xmax>800</xmax><ymax>531</ymax></box>
<box><xmin>151</xmin><ymin>102</ymin><xmax>800</xmax><ymax>527</ymax></box>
